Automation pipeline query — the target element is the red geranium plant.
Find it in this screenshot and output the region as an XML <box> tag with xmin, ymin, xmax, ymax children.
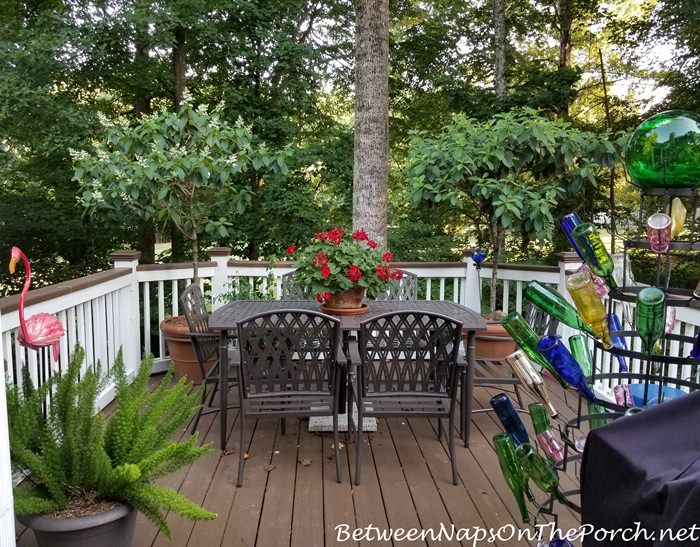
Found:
<box><xmin>288</xmin><ymin>227</ymin><xmax>401</xmax><ymax>303</ymax></box>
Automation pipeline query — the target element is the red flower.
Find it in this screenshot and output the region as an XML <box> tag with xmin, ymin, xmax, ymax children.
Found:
<box><xmin>286</xmin><ymin>244</ymin><xmax>296</xmax><ymax>254</ymax></box>
<box><xmin>321</xmin><ymin>265</ymin><xmax>331</xmax><ymax>278</ymax></box>
<box><xmin>390</xmin><ymin>269</ymin><xmax>404</xmax><ymax>280</ymax></box>
<box><xmin>316</xmin><ymin>292</ymin><xmax>324</xmax><ymax>303</ymax></box>
<box><xmin>312</xmin><ymin>252</ymin><xmax>328</xmax><ymax>266</ymax></box>
<box><xmin>382</xmin><ymin>251</ymin><xmax>393</xmax><ymax>262</ymax></box>
<box><xmin>375</xmin><ymin>265</ymin><xmax>390</xmax><ymax>281</ymax></box>
<box><xmin>352</xmin><ymin>230</ymin><xmax>368</xmax><ymax>241</ymax></box>
<box><xmin>316</xmin><ymin>291</ymin><xmax>332</xmax><ymax>303</ymax></box>
<box><xmin>314</xmin><ymin>231</ymin><xmax>328</xmax><ymax>240</ymax></box>
<box><xmin>327</xmin><ymin>226</ymin><xmax>344</xmax><ymax>244</ymax></box>
<box><xmin>347</xmin><ymin>265</ymin><xmax>362</xmax><ymax>282</ymax></box>
<box><xmin>324</xmin><ymin>292</ymin><xmax>331</xmax><ymax>301</ymax></box>
<box><xmin>367</xmin><ymin>240</ymin><xmax>377</xmax><ymax>249</ymax></box>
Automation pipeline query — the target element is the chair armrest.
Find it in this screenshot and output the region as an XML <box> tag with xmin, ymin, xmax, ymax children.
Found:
<box><xmin>185</xmin><ymin>331</ymin><xmax>218</xmax><ymax>340</ymax></box>
<box><xmin>456</xmin><ymin>354</ymin><xmax>468</xmax><ymax>368</ymax></box>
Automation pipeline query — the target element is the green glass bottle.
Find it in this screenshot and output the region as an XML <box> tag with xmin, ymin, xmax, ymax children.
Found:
<box><xmin>565</xmin><ymin>271</ymin><xmax>613</xmax><ymax>349</ymax></box>
<box><xmin>515</xmin><ymin>443</ymin><xmax>567</xmax><ymax>504</ymax></box>
<box><xmin>501</xmin><ymin>312</ymin><xmax>569</xmax><ymax>389</ymax></box>
<box><xmin>568</xmin><ymin>335</ymin><xmax>606</xmax><ymax>429</ymax></box>
<box><xmin>571</xmin><ymin>223</ymin><xmax>618</xmax><ymax>291</ymax></box>
<box><xmin>524</xmin><ymin>281</ymin><xmax>596</xmax><ymax>337</ymax></box>
<box><xmin>493</xmin><ymin>433</ymin><xmax>530</xmax><ymax>523</ymax></box>
<box><xmin>636</xmin><ymin>287</ymin><xmax>667</xmax><ymax>354</ymax></box>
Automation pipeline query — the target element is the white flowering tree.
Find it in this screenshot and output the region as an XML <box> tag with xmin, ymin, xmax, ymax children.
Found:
<box><xmin>73</xmin><ymin>102</ymin><xmax>288</xmax><ymax>281</ymax></box>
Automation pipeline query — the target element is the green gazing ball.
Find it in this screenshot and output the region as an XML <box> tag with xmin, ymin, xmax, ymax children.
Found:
<box><xmin>625</xmin><ymin>111</ymin><xmax>700</xmax><ymax>189</ymax></box>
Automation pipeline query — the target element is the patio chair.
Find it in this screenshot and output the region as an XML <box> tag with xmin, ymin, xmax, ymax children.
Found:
<box><xmin>354</xmin><ymin>310</ymin><xmax>464</xmax><ymax>485</ymax></box>
<box><xmin>236</xmin><ymin>309</ymin><xmax>343</xmax><ymax>486</ymax></box>
<box><xmin>280</xmin><ymin>270</ymin><xmax>312</xmax><ymax>300</ymax></box>
<box><xmin>180</xmin><ymin>284</ymin><xmax>239</xmax><ymax>433</ymax></box>
<box><xmin>375</xmin><ymin>269</ymin><xmax>418</xmax><ymax>301</ymax></box>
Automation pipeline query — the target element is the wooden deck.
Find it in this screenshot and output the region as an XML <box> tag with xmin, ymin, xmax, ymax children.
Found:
<box><xmin>16</xmin><ymin>379</ymin><xmax>585</xmax><ymax>547</ymax></box>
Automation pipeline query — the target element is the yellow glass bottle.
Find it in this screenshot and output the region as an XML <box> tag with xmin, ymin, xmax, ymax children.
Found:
<box><xmin>565</xmin><ymin>271</ymin><xmax>613</xmax><ymax>349</ymax></box>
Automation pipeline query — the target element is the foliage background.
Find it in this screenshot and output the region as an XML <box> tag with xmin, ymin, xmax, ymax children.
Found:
<box><xmin>1</xmin><ymin>0</ymin><xmax>694</xmax><ymax>294</ymax></box>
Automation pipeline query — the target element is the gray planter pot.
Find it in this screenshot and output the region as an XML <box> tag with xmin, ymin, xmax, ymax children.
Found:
<box><xmin>17</xmin><ymin>503</ymin><xmax>136</xmax><ymax>547</ymax></box>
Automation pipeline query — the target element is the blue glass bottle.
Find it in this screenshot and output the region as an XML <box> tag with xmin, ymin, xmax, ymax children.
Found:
<box><xmin>606</xmin><ymin>313</ymin><xmax>629</xmax><ymax>372</ymax></box>
<box><xmin>560</xmin><ymin>212</ymin><xmax>585</xmax><ymax>261</ymax></box>
<box><xmin>490</xmin><ymin>393</ymin><xmax>529</xmax><ymax>446</ymax></box>
<box><xmin>537</xmin><ymin>335</ymin><xmax>597</xmax><ymax>402</ymax></box>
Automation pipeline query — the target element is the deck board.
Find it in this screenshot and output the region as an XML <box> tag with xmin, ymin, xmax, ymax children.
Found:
<box><xmin>16</xmin><ymin>378</ymin><xmax>587</xmax><ymax>547</ymax></box>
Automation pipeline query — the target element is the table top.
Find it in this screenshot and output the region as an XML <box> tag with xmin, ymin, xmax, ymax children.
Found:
<box><xmin>209</xmin><ymin>299</ymin><xmax>486</xmax><ymax>333</ymax></box>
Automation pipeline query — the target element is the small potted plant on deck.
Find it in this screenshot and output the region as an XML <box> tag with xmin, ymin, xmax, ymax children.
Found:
<box><xmin>288</xmin><ymin>227</ymin><xmax>400</xmax><ymax>312</ymax></box>
<box><xmin>7</xmin><ymin>347</ymin><xmax>216</xmax><ymax>547</ymax></box>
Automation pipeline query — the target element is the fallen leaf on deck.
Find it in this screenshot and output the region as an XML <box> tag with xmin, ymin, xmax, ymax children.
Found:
<box><xmin>264</xmin><ymin>464</ymin><xmax>276</xmax><ymax>472</ymax></box>
<box><xmin>223</xmin><ymin>449</ymin><xmax>234</xmax><ymax>456</ymax></box>
<box><xmin>331</xmin><ymin>442</ymin><xmax>345</xmax><ymax>450</ymax></box>
<box><xmin>244</xmin><ymin>452</ymin><xmax>251</xmax><ymax>460</ymax></box>
<box><xmin>299</xmin><ymin>458</ymin><xmax>312</xmax><ymax>466</ymax></box>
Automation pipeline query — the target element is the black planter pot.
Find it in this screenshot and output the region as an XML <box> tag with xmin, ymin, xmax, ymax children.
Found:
<box><xmin>18</xmin><ymin>504</ymin><xmax>136</xmax><ymax>547</ymax></box>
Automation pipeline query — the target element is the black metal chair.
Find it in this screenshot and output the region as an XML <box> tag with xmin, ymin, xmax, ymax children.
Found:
<box><xmin>180</xmin><ymin>284</ymin><xmax>239</xmax><ymax>433</ymax></box>
<box><xmin>236</xmin><ymin>309</ymin><xmax>343</xmax><ymax>486</ymax></box>
<box><xmin>280</xmin><ymin>270</ymin><xmax>312</xmax><ymax>300</ymax></box>
<box><xmin>375</xmin><ymin>269</ymin><xmax>418</xmax><ymax>301</ymax></box>
<box><xmin>354</xmin><ymin>310</ymin><xmax>464</xmax><ymax>485</ymax></box>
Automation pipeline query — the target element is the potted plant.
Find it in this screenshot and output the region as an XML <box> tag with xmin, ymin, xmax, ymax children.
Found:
<box><xmin>288</xmin><ymin>227</ymin><xmax>400</xmax><ymax>312</ymax></box>
<box><xmin>74</xmin><ymin>101</ymin><xmax>288</xmax><ymax>380</ymax></box>
<box><xmin>407</xmin><ymin>109</ymin><xmax>621</xmax><ymax>354</ymax></box>
<box><xmin>7</xmin><ymin>346</ymin><xmax>216</xmax><ymax>546</ymax></box>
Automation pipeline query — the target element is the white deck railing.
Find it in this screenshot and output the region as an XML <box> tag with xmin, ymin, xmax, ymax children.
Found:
<box><xmin>1</xmin><ymin>248</ymin><xmax>699</xmax><ymax>542</ymax></box>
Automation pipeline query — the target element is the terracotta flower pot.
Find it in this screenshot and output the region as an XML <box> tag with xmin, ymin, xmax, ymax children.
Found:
<box><xmin>475</xmin><ymin>321</ymin><xmax>517</xmax><ymax>359</ymax></box>
<box><xmin>160</xmin><ymin>316</ymin><xmax>213</xmax><ymax>384</ymax></box>
<box><xmin>18</xmin><ymin>504</ymin><xmax>136</xmax><ymax>547</ymax></box>
<box><xmin>320</xmin><ymin>287</ymin><xmax>368</xmax><ymax>314</ymax></box>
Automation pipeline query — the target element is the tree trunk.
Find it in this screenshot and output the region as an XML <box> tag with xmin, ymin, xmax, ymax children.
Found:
<box><xmin>557</xmin><ymin>0</ymin><xmax>573</xmax><ymax>117</ymax></box>
<box><xmin>352</xmin><ymin>0</ymin><xmax>389</xmax><ymax>248</ymax></box>
<box><xmin>490</xmin><ymin>225</ymin><xmax>500</xmax><ymax>319</ymax></box>
<box><xmin>493</xmin><ymin>0</ymin><xmax>506</xmax><ymax>98</ymax></box>
<box><xmin>173</xmin><ymin>25</ymin><xmax>187</xmax><ymax>111</ymax></box>
<box><xmin>170</xmin><ymin>25</ymin><xmax>188</xmax><ymax>264</ymax></box>
<box><xmin>138</xmin><ymin>220</ymin><xmax>156</xmax><ymax>264</ymax></box>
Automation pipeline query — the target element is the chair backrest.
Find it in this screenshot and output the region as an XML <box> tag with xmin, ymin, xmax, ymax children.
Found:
<box><xmin>180</xmin><ymin>284</ymin><xmax>218</xmax><ymax>364</ymax></box>
<box><xmin>237</xmin><ymin>310</ymin><xmax>340</xmax><ymax>397</ymax></box>
<box><xmin>280</xmin><ymin>271</ymin><xmax>312</xmax><ymax>300</ymax></box>
<box><xmin>375</xmin><ymin>269</ymin><xmax>418</xmax><ymax>301</ymax></box>
<box><xmin>524</xmin><ymin>302</ymin><xmax>559</xmax><ymax>336</ymax></box>
<box><xmin>358</xmin><ymin>311</ymin><xmax>462</xmax><ymax>397</ymax></box>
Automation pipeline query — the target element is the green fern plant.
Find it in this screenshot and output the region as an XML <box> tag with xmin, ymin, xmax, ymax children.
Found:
<box><xmin>7</xmin><ymin>346</ymin><xmax>216</xmax><ymax>538</ymax></box>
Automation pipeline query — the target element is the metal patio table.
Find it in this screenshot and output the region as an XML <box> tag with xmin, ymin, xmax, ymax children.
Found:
<box><xmin>209</xmin><ymin>299</ymin><xmax>486</xmax><ymax>450</ymax></box>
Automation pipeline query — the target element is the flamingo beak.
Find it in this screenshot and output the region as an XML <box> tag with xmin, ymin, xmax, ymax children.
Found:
<box><xmin>9</xmin><ymin>254</ymin><xmax>18</xmax><ymax>274</ymax></box>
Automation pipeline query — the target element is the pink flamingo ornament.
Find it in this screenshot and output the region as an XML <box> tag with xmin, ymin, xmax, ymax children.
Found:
<box><xmin>9</xmin><ymin>247</ymin><xmax>65</xmax><ymax>362</ymax></box>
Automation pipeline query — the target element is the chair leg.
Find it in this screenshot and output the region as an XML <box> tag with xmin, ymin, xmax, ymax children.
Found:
<box><xmin>190</xmin><ymin>381</ymin><xmax>208</xmax><ymax>434</ymax></box>
<box><xmin>448</xmin><ymin>414</ymin><xmax>458</xmax><ymax>486</ymax></box>
<box><xmin>207</xmin><ymin>379</ymin><xmax>219</xmax><ymax>407</ymax></box>
<box><xmin>333</xmin><ymin>410</ymin><xmax>342</xmax><ymax>483</ymax></box>
<box><xmin>281</xmin><ymin>418</ymin><xmax>286</xmax><ymax>436</ymax></box>
<box><xmin>354</xmin><ymin>401</ymin><xmax>364</xmax><ymax>486</ymax></box>
<box><xmin>437</xmin><ymin>418</ymin><xmax>443</xmax><ymax>441</ymax></box>
<box><xmin>237</xmin><ymin>413</ymin><xmax>246</xmax><ymax>487</ymax></box>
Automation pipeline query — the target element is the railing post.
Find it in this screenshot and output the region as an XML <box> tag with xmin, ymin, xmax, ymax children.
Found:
<box><xmin>208</xmin><ymin>247</ymin><xmax>231</xmax><ymax>311</ymax></box>
<box><xmin>111</xmin><ymin>251</ymin><xmax>142</xmax><ymax>375</ymax></box>
<box><xmin>557</xmin><ymin>252</ymin><xmax>583</xmax><ymax>342</ymax></box>
<box><xmin>0</xmin><ymin>309</ymin><xmax>16</xmax><ymax>546</ymax></box>
<box><xmin>462</xmin><ymin>250</ymin><xmax>482</xmax><ymax>313</ymax></box>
